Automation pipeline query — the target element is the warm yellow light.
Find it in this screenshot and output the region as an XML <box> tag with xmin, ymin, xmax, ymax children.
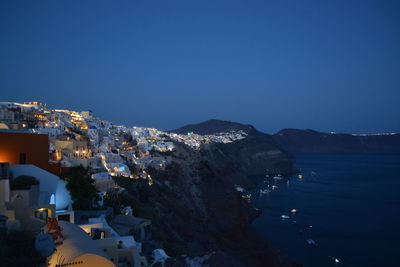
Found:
<box><xmin>35</xmin><ymin>208</ymin><xmax>52</xmax><ymax>217</ymax></box>
<box><xmin>36</xmin><ymin>208</ymin><xmax>48</xmax><ymax>212</ymax></box>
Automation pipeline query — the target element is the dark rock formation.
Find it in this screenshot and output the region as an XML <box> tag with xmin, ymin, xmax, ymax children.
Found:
<box><xmin>145</xmin><ymin>142</ymin><xmax>295</xmax><ymax>266</ymax></box>
<box><xmin>116</xmin><ymin>120</ymin><xmax>298</xmax><ymax>266</ymax></box>
<box><xmin>273</xmin><ymin>128</ymin><xmax>400</xmax><ymax>154</ymax></box>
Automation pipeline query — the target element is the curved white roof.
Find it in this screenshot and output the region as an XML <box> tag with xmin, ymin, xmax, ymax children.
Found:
<box><xmin>10</xmin><ymin>164</ymin><xmax>71</xmax><ymax>210</ymax></box>
<box><xmin>47</xmin><ymin>221</ymin><xmax>114</xmax><ymax>267</ymax></box>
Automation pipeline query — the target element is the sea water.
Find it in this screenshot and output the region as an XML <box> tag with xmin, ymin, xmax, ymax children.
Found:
<box><xmin>251</xmin><ymin>154</ymin><xmax>400</xmax><ymax>267</ymax></box>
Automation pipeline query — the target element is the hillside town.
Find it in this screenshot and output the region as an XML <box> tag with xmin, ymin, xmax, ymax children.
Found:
<box><xmin>0</xmin><ymin>101</ymin><xmax>248</xmax><ymax>267</ymax></box>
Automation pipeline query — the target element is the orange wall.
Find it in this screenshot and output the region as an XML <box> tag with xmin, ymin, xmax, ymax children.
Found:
<box><xmin>0</xmin><ymin>132</ymin><xmax>50</xmax><ymax>170</ymax></box>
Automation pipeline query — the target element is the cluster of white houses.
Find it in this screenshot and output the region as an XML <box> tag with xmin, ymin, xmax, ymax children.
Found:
<box><xmin>0</xmin><ymin>101</ymin><xmax>250</xmax><ymax>266</ymax></box>
<box><xmin>166</xmin><ymin>130</ymin><xmax>247</xmax><ymax>149</ymax></box>
<box><xmin>0</xmin><ymin>102</ymin><xmax>248</xmax><ymax>180</ymax></box>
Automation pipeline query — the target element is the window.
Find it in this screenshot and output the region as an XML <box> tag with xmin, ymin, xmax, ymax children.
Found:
<box><xmin>57</xmin><ymin>214</ymin><xmax>70</xmax><ymax>222</ymax></box>
<box><xmin>35</xmin><ymin>208</ymin><xmax>49</xmax><ymax>221</ymax></box>
<box><xmin>50</xmin><ymin>194</ymin><xmax>55</xmax><ymax>205</ymax></box>
<box><xmin>92</xmin><ymin>229</ymin><xmax>107</xmax><ymax>240</ymax></box>
<box><xmin>19</xmin><ymin>153</ymin><xmax>26</xmax><ymax>164</ymax></box>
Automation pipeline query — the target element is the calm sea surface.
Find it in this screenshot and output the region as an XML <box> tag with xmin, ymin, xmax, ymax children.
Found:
<box><xmin>251</xmin><ymin>154</ymin><xmax>400</xmax><ymax>267</ymax></box>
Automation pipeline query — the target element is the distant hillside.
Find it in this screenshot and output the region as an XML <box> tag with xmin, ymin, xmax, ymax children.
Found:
<box><xmin>170</xmin><ymin>119</ymin><xmax>256</xmax><ymax>135</ymax></box>
<box><xmin>171</xmin><ymin>119</ymin><xmax>296</xmax><ymax>175</ymax></box>
<box><xmin>273</xmin><ymin>129</ymin><xmax>400</xmax><ymax>154</ymax></box>
<box><xmin>172</xmin><ymin>121</ymin><xmax>400</xmax><ymax>154</ymax></box>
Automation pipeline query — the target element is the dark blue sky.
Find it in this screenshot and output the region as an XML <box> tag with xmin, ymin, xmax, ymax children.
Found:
<box><xmin>1</xmin><ymin>0</ymin><xmax>399</xmax><ymax>134</ymax></box>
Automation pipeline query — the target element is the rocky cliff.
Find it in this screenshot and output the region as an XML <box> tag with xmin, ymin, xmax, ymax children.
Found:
<box><xmin>114</xmin><ymin>120</ymin><xmax>297</xmax><ymax>266</ymax></box>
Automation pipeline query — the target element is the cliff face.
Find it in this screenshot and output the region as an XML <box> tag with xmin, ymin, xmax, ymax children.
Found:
<box><xmin>117</xmin><ymin>120</ymin><xmax>297</xmax><ymax>266</ymax></box>
<box><xmin>145</xmin><ymin>142</ymin><xmax>294</xmax><ymax>267</ymax></box>
<box><xmin>273</xmin><ymin>129</ymin><xmax>400</xmax><ymax>154</ymax></box>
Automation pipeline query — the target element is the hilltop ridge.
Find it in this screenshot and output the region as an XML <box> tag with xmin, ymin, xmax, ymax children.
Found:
<box><xmin>172</xmin><ymin>119</ymin><xmax>400</xmax><ymax>154</ymax></box>
<box><xmin>170</xmin><ymin>119</ymin><xmax>256</xmax><ymax>135</ymax></box>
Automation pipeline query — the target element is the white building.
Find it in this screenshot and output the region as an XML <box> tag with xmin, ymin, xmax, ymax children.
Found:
<box><xmin>35</xmin><ymin>127</ymin><xmax>63</xmax><ymax>136</ymax></box>
<box><xmin>47</xmin><ymin>221</ymin><xmax>115</xmax><ymax>267</ymax></box>
<box><xmin>81</xmin><ymin>111</ymin><xmax>93</xmax><ymax>119</ymax></box>
<box><xmin>91</xmin><ymin>172</ymin><xmax>114</xmax><ymax>192</ymax></box>
<box><xmin>10</xmin><ymin>164</ymin><xmax>71</xmax><ymax>210</ymax></box>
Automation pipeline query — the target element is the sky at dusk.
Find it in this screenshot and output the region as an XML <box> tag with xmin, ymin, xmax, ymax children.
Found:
<box><xmin>1</xmin><ymin>0</ymin><xmax>399</xmax><ymax>134</ymax></box>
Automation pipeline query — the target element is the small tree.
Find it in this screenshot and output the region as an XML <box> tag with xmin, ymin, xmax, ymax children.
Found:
<box><xmin>61</xmin><ymin>166</ymin><xmax>100</xmax><ymax>210</ymax></box>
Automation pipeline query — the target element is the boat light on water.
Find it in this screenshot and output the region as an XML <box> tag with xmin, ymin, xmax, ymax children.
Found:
<box><xmin>242</xmin><ymin>194</ymin><xmax>252</xmax><ymax>200</ymax></box>
<box><xmin>298</xmin><ymin>174</ymin><xmax>303</xmax><ymax>179</ymax></box>
<box><xmin>281</xmin><ymin>215</ymin><xmax>290</xmax><ymax>219</ymax></box>
<box><xmin>259</xmin><ymin>189</ymin><xmax>271</xmax><ymax>195</ymax></box>
<box><xmin>328</xmin><ymin>256</ymin><xmax>340</xmax><ymax>263</ymax></box>
<box><xmin>291</xmin><ymin>209</ymin><xmax>297</xmax><ymax>213</ymax></box>
<box><xmin>306</xmin><ymin>239</ymin><xmax>317</xmax><ymax>246</ymax></box>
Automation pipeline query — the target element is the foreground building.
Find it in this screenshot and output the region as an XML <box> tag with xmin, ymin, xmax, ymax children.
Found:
<box><xmin>0</xmin><ymin>163</ymin><xmax>73</xmax><ymax>232</ymax></box>
<box><xmin>47</xmin><ymin>221</ymin><xmax>115</xmax><ymax>267</ymax></box>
